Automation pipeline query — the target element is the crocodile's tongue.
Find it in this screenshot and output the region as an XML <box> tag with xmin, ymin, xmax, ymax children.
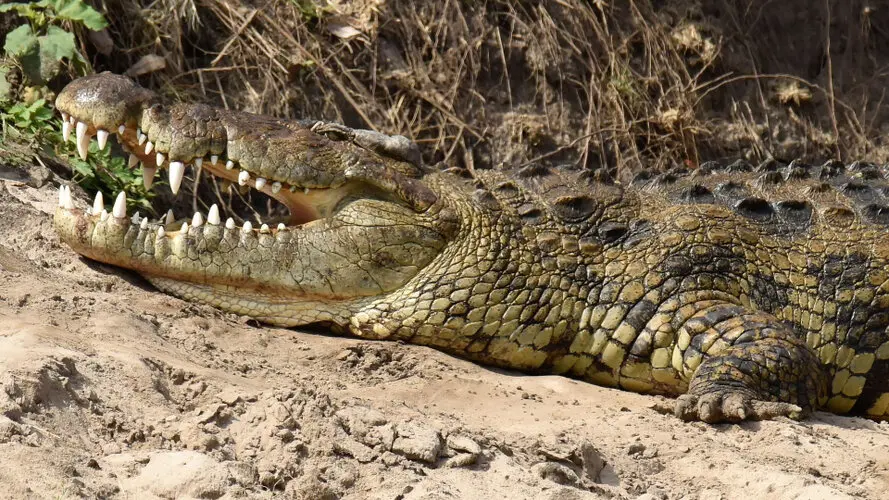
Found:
<box><xmin>62</xmin><ymin>112</ymin><xmax>353</xmax><ymax>231</ymax></box>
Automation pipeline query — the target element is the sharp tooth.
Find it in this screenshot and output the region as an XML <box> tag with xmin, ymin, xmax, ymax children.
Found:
<box><xmin>145</xmin><ymin>141</ymin><xmax>153</xmax><ymax>154</ymax></box>
<box><xmin>271</xmin><ymin>182</ymin><xmax>282</xmax><ymax>194</ymax></box>
<box><xmin>255</xmin><ymin>177</ymin><xmax>267</xmax><ymax>190</ymax></box>
<box><xmin>128</xmin><ymin>153</ymin><xmax>140</xmax><ymax>168</ymax></box>
<box><xmin>140</xmin><ymin>218</ymin><xmax>149</xmax><ymax>230</ymax></box>
<box><xmin>100</xmin><ymin>209</ymin><xmax>109</xmax><ymax>222</ymax></box>
<box><xmin>157</xmin><ymin>227</ymin><xmax>166</xmax><ymax>238</ymax></box>
<box><xmin>64</xmin><ymin>186</ymin><xmax>74</xmax><ymax>209</ymax></box>
<box><xmin>62</xmin><ymin>120</ymin><xmax>71</xmax><ymax>142</ymax></box>
<box><xmin>118</xmin><ymin>125</ymin><xmax>126</xmax><ymax>135</ymax></box>
<box><xmin>289</xmin><ymin>185</ymin><xmax>299</xmax><ymax>193</ymax></box>
<box><xmin>75</xmin><ymin>121</ymin><xmax>90</xmax><ymax>160</ymax></box>
<box><xmin>211</xmin><ymin>155</ymin><xmax>219</xmax><ymax>165</ymax></box>
<box><xmin>242</xmin><ymin>220</ymin><xmax>253</xmax><ymax>233</ymax></box>
<box><xmin>156</xmin><ymin>152</ymin><xmax>166</xmax><ymax>166</ymax></box>
<box><xmin>168</xmin><ymin>161</ymin><xmax>185</xmax><ymax>194</ymax></box>
<box><xmin>181</xmin><ymin>221</ymin><xmax>189</xmax><ymax>233</ymax></box>
<box><xmin>58</xmin><ymin>186</ymin><xmax>65</xmax><ymax>207</ymax></box>
<box><xmin>207</xmin><ymin>204</ymin><xmax>220</xmax><ymax>225</ymax></box>
<box><xmin>131</xmin><ymin>211</ymin><xmax>141</xmax><ymax>224</ymax></box>
<box><xmin>225</xmin><ymin>160</ymin><xmax>235</xmax><ymax>170</ymax></box>
<box><xmin>96</xmin><ymin>129</ymin><xmax>109</xmax><ymax>150</ymax></box>
<box><xmin>304</xmin><ymin>187</ymin><xmax>310</xmax><ymax>195</ymax></box>
<box><xmin>238</xmin><ymin>170</ymin><xmax>250</xmax><ymax>186</ymax></box>
<box><xmin>191</xmin><ymin>212</ymin><xmax>204</xmax><ymax>227</ymax></box>
<box><xmin>225</xmin><ymin>218</ymin><xmax>235</xmax><ymax>229</ymax></box>
<box><xmin>69</xmin><ymin>115</ymin><xmax>76</xmax><ymax>125</ymax></box>
<box><xmin>260</xmin><ymin>224</ymin><xmax>270</xmax><ymax>233</ymax></box>
<box><xmin>138</xmin><ymin>130</ymin><xmax>147</xmax><ymax>145</ymax></box>
<box><xmin>277</xmin><ymin>223</ymin><xmax>286</xmax><ymax>231</ymax></box>
<box><xmin>143</xmin><ymin>166</ymin><xmax>157</xmax><ymax>190</ymax></box>
<box><xmin>112</xmin><ymin>192</ymin><xmax>126</xmax><ymax>218</ymax></box>
<box><xmin>165</xmin><ymin>209</ymin><xmax>175</xmax><ymax>226</ymax></box>
<box><xmin>61</xmin><ymin>112</ymin><xmax>69</xmax><ymax>121</ymax></box>
<box><xmin>194</xmin><ymin>158</ymin><xmax>203</xmax><ymax>169</ymax></box>
<box><xmin>92</xmin><ymin>191</ymin><xmax>104</xmax><ymax>214</ymax></box>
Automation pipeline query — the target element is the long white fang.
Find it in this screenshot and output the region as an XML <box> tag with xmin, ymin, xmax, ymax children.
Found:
<box><xmin>194</xmin><ymin>158</ymin><xmax>203</xmax><ymax>169</ymax></box>
<box><xmin>138</xmin><ymin>130</ymin><xmax>146</xmax><ymax>145</ymax></box>
<box><xmin>128</xmin><ymin>153</ymin><xmax>140</xmax><ymax>168</ymax></box>
<box><xmin>207</xmin><ymin>204</ymin><xmax>220</xmax><ymax>225</ymax></box>
<box><xmin>64</xmin><ymin>186</ymin><xmax>73</xmax><ymax>209</ymax></box>
<box><xmin>145</xmin><ymin>141</ymin><xmax>153</xmax><ymax>154</ymax></box>
<box><xmin>225</xmin><ymin>218</ymin><xmax>235</xmax><ymax>229</ymax></box>
<box><xmin>96</xmin><ymin>129</ymin><xmax>109</xmax><ymax>150</ymax></box>
<box><xmin>118</xmin><ymin>125</ymin><xmax>126</xmax><ymax>135</ymax></box>
<box><xmin>157</xmin><ymin>227</ymin><xmax>165</xmax><ymax>238</ymax></box>
<box><xmin>140</xmin><ymin>218</ymin><xmax>149</xmax><ymax>230</ymax></box>
<box><xmin>112</xmin><ymin>192</ymin><xmax>126</xmax><ymax>218</ymax></box>
<box><xmin>242</xmin><ymin>221</ymin><xmax>253</xmax><ymax>233</ymax></box>
<box><xmin>61</xmin><ymin>112</ymin><xmax>69</xmax><ymax>122</ymax></box>
<box><xmin>168</xmin><ymin>161</ymin><xmax>185</xmax><ymax>194</ymax></box>
<box><xmin>143</xmin><ymin>166</ymin><xmax>157</xmax><ymax>190</ymax></box>
<box><xmin>192</xmin><ymin>212</ymin><xmax>204</xmax><ymax>227</ymax></box>
<box><xmin>165</xmin><ymin>209</ymin><xmax>175</xmax><ymax>226</ymax></box>
<box><xmin>156</xmin><ymin>152</ymin><xmax>165</xmax><ymax>167</ymax></box>
<box><xmin>62</xmin><ymin>120</ymin><xmax>71</xmax><ymax>142</ymax></box>
<box><xmin>211</xmin><ymin>155</ymin><xmax>219</xmax><ymax>165</ymax></box>
<box><xmin>255</xmin><ymin>177</ymin><xmax>267</xmax><ymax>190</ymax></box>
<box><xmin>277</xmin><ymin>223</ymin><xmax>286</xmax><ymax>231</ymax></box>
<box><xmin>238</xmin><ymin>170</ymin><xmax>250</xmax><ymax>186</ymax></box>
<box><xmin>92</xmin><ymin>191</ymin><xmax>104</xmax><ymax>214</ymax></box>
<box><xmin>225</xmin><ymin>160</ymin><xmax>235</xmax><ymax>170</ymax></box>
<box><xmin>271</xmin><ymin>182</ymin><xmax>282</xmax><ymax>194</ymax></box>
<box><xmin>58</xmin><ymin>186</ymin><xmax>65</xmax><ymax>207</ymax></box>
<box><xmin>76</xmin><ymin>121</ymin><xmax>90</xmax><ymax>160</ymax></box>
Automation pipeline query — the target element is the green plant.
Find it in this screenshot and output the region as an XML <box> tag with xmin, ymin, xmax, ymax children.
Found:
<box><xmin>0</xmin><ymin>0</ymin><xmax>107</xmax><ymax>89</ymax></box>
<box><xmin>0</xmin><ymin>1</ymin><xmax>154</xmax><ymax>213</ymax></box>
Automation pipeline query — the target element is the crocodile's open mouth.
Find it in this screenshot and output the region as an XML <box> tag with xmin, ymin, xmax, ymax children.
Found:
<box><xmin>58</xmin><ymin>110</ymin><xmax>354</xmax><ymax>235</ymax></box>
<box><xmin>52</xmin><ymin>73</ymin><xmax>451</xmax><ymax>326</ymax></box>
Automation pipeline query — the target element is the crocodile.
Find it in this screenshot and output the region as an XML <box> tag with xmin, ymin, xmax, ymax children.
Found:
<box><xmin>53</xmin><ymin>73</ymin><xmax>889</xmax><ymax>423</ymax></box>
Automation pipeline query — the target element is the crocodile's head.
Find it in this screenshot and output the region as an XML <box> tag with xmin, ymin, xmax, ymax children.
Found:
<box><xmin>54</xmin><ymin>73</ymin><xmax>459</xmax><ymax>327</ymax></box>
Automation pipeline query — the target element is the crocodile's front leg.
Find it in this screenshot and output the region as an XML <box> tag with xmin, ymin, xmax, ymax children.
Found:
<box><xmin>671</xmin><ymin>302</ymin><xmax>828</xmax><ymax>422</ymax></box>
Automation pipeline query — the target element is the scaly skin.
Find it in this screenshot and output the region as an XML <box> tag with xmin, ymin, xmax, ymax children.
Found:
<box><xmin>54</xmin><ymin>73</ymin><xmax>889</xmax><ymax>423</ymax></box>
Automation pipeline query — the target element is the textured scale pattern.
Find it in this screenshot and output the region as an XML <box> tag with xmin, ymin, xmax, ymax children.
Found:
<box><xmin>347</xmin><ymin>158</ymin><xmax>889</xmax><ymax>421</ymax></box>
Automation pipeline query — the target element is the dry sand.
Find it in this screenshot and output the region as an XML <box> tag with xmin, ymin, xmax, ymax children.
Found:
<box><xmin>1</xmin><ymin>173</ymin><xmax>888</xmax><ymax>499</ymax></box>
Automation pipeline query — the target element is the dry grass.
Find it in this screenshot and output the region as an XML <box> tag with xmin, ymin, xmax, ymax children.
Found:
<box><xmin>76</xmin><ymin>0</ymin><xmax>889</xmax><ymax>184</ymax></box>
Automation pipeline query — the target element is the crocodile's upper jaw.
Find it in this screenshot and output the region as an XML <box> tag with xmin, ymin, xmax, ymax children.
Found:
<box><xmin>54</xmin><ymin>73</ymin><xmax>456</xmax><ymax>327</ymax></box>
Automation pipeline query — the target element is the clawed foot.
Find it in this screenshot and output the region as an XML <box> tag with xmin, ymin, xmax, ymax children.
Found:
<box><xmin>671</xmin><ymin>392</ymin><xmax>803</xmax><ymax>423</ymax></box>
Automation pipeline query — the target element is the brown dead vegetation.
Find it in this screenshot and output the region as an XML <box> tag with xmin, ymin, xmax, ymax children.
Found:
<box><xmin>27</xmin><ymin>0</ymin><xmax>875</xmax><ymax>189</ymax></box>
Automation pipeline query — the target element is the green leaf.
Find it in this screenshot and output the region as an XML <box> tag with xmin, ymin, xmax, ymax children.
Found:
<box><xmin>38</xmin><ymin>25</ymin><xmax>75</xmax><ymax>62</ymax></box>
<box><xmin>4</xmin><ymin>24</ymin><xmax>38</xmax><ymax>57</ymax></box>
<box><xmin>71</xmin><ymin>159</ymin><xmax>95</xmax><ymax>178</ymax></box>
<box><xmin>0</xmin><ymin>3</ymin><xmax>35</xmax><ymax>14</ymax></box>
<box><xmin>55</xmin><ymin>0</ymin><xmax>108</xmax><ymax>30</ymax></box>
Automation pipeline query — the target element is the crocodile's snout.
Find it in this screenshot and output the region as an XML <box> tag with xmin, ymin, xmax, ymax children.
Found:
<box><xmin>54</xmin><ymin>73</ymin><xmax>454</xmax><ymax>327</ymax></box>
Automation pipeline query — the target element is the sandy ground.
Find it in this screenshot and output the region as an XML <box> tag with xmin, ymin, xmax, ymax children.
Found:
<box><xmin>2</xmin><ymin>171</ymin><xmax>889</xmax><ymax>499</ymax></box>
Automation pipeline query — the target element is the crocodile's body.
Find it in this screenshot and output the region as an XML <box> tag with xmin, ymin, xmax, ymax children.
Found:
<box><xmin>53</xmin><ymin>74</ymin><xmax>889</xmax><ymax>422</ymax></box>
